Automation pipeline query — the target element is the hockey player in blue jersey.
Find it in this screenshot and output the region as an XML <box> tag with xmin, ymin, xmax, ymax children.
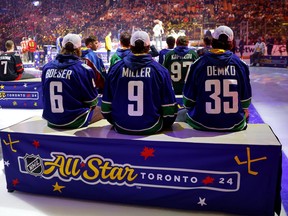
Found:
<box><xmin>183</xmin><ymin>26</ymin><xmax>252</xmax><ymax>131</ymax></box>
<box><xmin>101</xmin><ymin>30</ymin><xmax>178</xmax><ymax>135</ymax></box>
<box><xmin>42</xmin><ymin>33</ymin><xmax>103</xmax><ymax>129</ymax></box>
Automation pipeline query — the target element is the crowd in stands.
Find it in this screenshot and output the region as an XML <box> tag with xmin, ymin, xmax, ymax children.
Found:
<box><xmin>0</xmin><ymin>0</ymin><xmax>287</xmax><ymax>50</ymax></box>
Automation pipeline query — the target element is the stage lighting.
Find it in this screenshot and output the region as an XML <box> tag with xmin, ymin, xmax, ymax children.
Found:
<box><xmin>32</xmin><ymin>1</ymin><xmax>41</xmax><ymax>7</ymax></box>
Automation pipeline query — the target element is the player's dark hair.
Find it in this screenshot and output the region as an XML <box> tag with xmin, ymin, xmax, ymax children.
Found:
<box><xmin>203</xmin><ymin>35</ymin><xmax>213</xmax><ymax>46</ymax></box>
<box><xmin>130</xmin><ymin>40</ymin><xmax>150</xmax><ymax>54</ymax></box>
<box><xmin>5</xmin><ymin>40</ymin><xmax>14</xmax><ymax>50</ymax></box>
<box><xmin>212</xmin><ymin>34</ymin><xmax>233</xmax><ymax>50</ymax></box>
<box><xmin>61</xmin><ymin>42</ymin><xmax>81</xmax><ymax>56</ymax></box>
<box><xmin>120</xmin><ymin>32</ymin><xmax>131</xmax><ymax>48</ymax></box>
<box><xmin>166</xmin><ymin>36</ymin><xmax>176</xmax><ymax>49</ymax></box>
<box><xmin>176</xmin><ymin>36</ymin><xmax>189</xmax><ymax>46</ymax></box>
<box><xmin>85</xmin><ymin>36</ymin><xmax>98</xmax><ymax>46</ymax></box>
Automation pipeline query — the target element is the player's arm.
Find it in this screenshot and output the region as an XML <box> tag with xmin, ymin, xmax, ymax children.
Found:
<box><xmin>160</xmin><ymin>68</ymin><xmax>178</xmax><ymax>127</ymax></box>
<box><xmin>239</xmin><ymin>63</ymin><xmax>252</xmax><ymax>121</ymax></box>
<box><xmin>80</xmin><ymin>64</ymin><xmax>99</xmax><ymax>108</ymax></box>
<box><xmin>14</xmin><ymin>54</ymin><xmax>24</xmax><ymax>80</ymax></box>
<box><xmin>101</xmin><ymin>67</ymin><xmax>114</xmax><ymax>125</ymax></box>
<box><xmin>82</xmin><ymin>57</ymin><xmax>105</xmax><ymax>91</ymax></box>
<box><xmin>162</xmin><ymin>51</ymin><xmax>172</xmax><ymax>68</ymax></box>
<box><xmin>183</xmin><ymin>61</ymin><xmax>199</xmax><ymax>109</ymax></box>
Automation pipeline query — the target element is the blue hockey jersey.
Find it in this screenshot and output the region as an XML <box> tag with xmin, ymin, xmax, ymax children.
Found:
<box><xmin>183</xmin><ymin>50</ymin><xmax>252</xmax><ymax>131</ymax></box>
<box><xmin>41</xmin><ymin>54</ymin><xmax>99</xmax><ymax>128</ymax></box>
<box><xmin>101</xmin><ymin>53</ymin><xmax>178</xmax><ymax>135</ymax></box>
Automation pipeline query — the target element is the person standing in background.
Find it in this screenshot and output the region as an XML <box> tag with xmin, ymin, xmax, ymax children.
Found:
<box><xmin>105</xmin><ymin>32</ymin><xmax>112</xmax><ymax>63</ymax></box>
<box><xmin>266</xmin><ymin>34</ymin><xmax>274</xmax><ymax>56</ymax></box>
<box><xmin>153</xmin><ymin>20</ymin><xmax>164</xmax><ymax>50</ymax></box>
<box><xmin>238</xmin><ymin>37</ymin><xmax>245</xmax><ymax>59</ymax></box>
<box><xmin>27</xmin><ymin>35</ymin><xmax>37</xmax><ymax>63</ymax></box>
<box><xmin>20</xmin><ymin>37</ymin><xmax>29</xmax><ymax>62</ymax></box>
<box><xmin>250</xmin><ymin>37</ymin><xmax>265</xmax><ymax>66</ymax></box>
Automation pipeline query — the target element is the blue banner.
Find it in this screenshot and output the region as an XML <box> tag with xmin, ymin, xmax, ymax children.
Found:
<box><xmin>0</xmin><ymin>80</ymin><xmax>43</xmax><ymax>108</ymax></box>
<box><xmin>0</xmin><ymin>127</ymin><xmax>281</xmax><ymax>215</ymax></box>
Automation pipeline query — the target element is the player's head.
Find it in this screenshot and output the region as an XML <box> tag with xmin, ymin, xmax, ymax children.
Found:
<box><xmin>61</xmin><ymin>33</ymin><xmax>82</xmax><ymax>56</ymax></box>
<box><xmin>130</xmin><ymin>30</ymin><xmax>150</xmax><ymax>54</ymax></box>
<box><xmin>176</xmin><ymin>36</ymin><xmax>189</xmax><ymax>47</ymax></box>
<box><xmin>120</xmin><ymin>31</ymin><xmax>131</xmax><ymax>48</ymax></box>
<box><xmin>166</xmin><ymin>36</ymin><xmax>175</xmax><ymax>49</ymax></box>
<box><xmin>203</xmin><ymin>35</ymin><xmax>213</xmax><ymax>46</ymax></box>
<box><xmin>85</xmin><ymin>35</ymin><xmax>99</xmax><ymax>51</ymax></box>
<box><xmin>211</xmin><ymin>25</ymin><xmax>234</xmax><ymax>50</ymax></box>
<box><xmin>5</xmin><ymin>40</ymin><xmax>14</xmax><ymax>51</ymax></box>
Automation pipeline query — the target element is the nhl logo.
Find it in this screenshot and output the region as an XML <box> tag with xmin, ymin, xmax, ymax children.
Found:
<box><xmin>24</xmin><ymin>154</ymin><xmax>44</xmax><ymax>176</ymax></box>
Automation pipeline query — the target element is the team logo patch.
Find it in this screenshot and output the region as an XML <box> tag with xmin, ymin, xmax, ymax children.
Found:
<box><xmin>24</xmin><ymin>154</ymin><xmax>44</xmax><ymax>176</ymax></box>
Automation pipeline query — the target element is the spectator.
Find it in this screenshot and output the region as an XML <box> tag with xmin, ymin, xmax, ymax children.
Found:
<box><xmin>158</xmin><ymin>36</ymin><xmax>176</xmax><ymax>64</ymax></box>
<box><xmin>0</xmin><ymin>40</ymin><xmax>24</xmax><ymax>81</ymax></box>
<box><xmin>20</xmin><ymin>37</ymin><xmax>29</xmax><ymax>62</ymax></box>
<box><xmin>266</xmin><ymin>34</ymin><xmax>274</xmax><ymax>56</ymax></box>
<box><xmin>41</xmin><ymin>33</ymin><xmax>103</xmax><ymax>129</ymax></box>
<box><xmin>56</xmin><ymin>31</ymin><xmax>67</xmax><ymax>54</ymax></box>
<box><xmin>110</xmin><ymin>31</ymin><xmax>131</xmax><ymax>66</ymax></box>
<box><xmin>101</xmin><ymin>30</ymin><xmax>177</xmax><ymax>135</ymax></box>
<box><xmin>250</xmin><ymin>37</ymin><xmax>266</xmax><ymax>66</ymax></box>
<box><xmin>153</xmin><ymin>20</ymin><xmax>164</xmax><ymax>50</ymax></box>
<box><xmin>105</xmin><ymin>31</ymin><xmax>112</xmax><ymax>63</ymax></box>
<box><xmin>163</xmin><ymin>35</ymin><xmax>198</xmax><ymax>95</ymax></box>
<box><xmin>183</xmin><ymin>26</ymin><xmax>252</xmax><ymax>131</ymax></box>
<box><xmin>238</xmin><ymin>37</ymin><xmax>245</xmax><ymax>59</ymax></box>
<box><xmin>27</xmin><ymin>36</ymin><xmax>37</xmax><ymax>63</ymax></box>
